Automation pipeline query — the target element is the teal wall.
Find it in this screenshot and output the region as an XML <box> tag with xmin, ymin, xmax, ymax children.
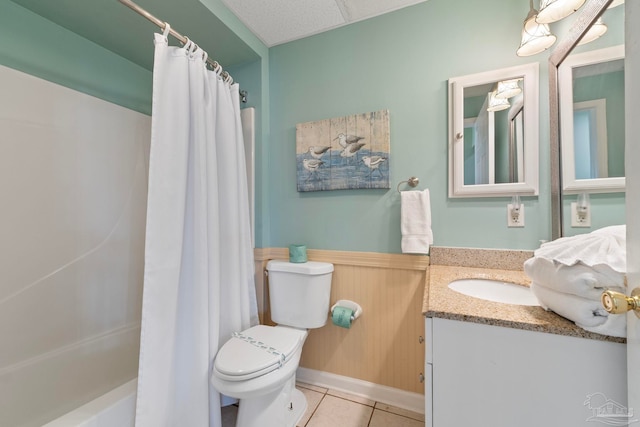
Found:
<box><xmin>268</xmin><ymin>0</ymin><xmax>550</xmax><ymax>252</ymax></box>
<box><xmin>1</xmin><ymin>0</ymin><xmax>625</xmax><ymax>253</ymax></box>
<box><xmin>0</xmin><ymin>0</ymin><xmax>152</xmax><ymax>114</ymax></box>
<box><xmin>266</xmin><ymin>0</ymin><xmax>625</xmax><ymax>253</ymax></box>
<box><xmin>573</xmin><ymin>70</ymin><xmax>625</xmax><ymax>178</ymax></box>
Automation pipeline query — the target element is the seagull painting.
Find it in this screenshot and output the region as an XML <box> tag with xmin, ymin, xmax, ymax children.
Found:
<box><xmin>307</xmin><ymin>146</ymin><xmax>331</xmax><ymax>159</ymax></box>
<box><xmin>334</xmin><ymin>133</ymin><xmax>365</xmax><ymax>149</ymax></box>
<box><xmin>302</xmin><ymin>158</ymin><xmax>325</xmax><ymax>181</ymax></box>
<box><xmin>295</xmin><ymin>110</ymin><xmax>390</xmax><ymax>191</ymax></box>
<box><xmin>362</xmin><ymin>156</ymin><xmax>387</xmax><ymax>177</ymax></box>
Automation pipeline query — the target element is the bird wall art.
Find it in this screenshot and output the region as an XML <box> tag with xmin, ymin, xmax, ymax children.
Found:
<box><xmin>295</xmin><ymin>110</ymin><xmax>390</xmax><ymax>192</ymax></box>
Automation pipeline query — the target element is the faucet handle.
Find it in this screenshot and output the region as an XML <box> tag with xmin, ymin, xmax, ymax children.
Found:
<box><xmin>601</xmin><ymin>288</ymin><xmax>640</xmax><ymax>317</ymax></box>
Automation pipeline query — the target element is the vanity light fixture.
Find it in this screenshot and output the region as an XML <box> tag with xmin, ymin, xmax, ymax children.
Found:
<box><xmin>577</xmin><ymin>17</ymin><xmax>608</xmax><ymax>45</ymax></box>
<box><xmin>495</xmin><ymin>79</ymin><xmax>523</xmax><ymax>99</ymax></box>
<box><xmin>536</xmin><ymin>0</ymin><xmax>586</xmax><ymax>24</ymax></box>
<box><xmin>516</xmin><ymin>0</ymin><xmax>557</xmax><ymax>57</ymax></box>
<box><xmin>487</xmin><ymin>91</ymin><xmax>510</xmax><ymax>112</ymax></box>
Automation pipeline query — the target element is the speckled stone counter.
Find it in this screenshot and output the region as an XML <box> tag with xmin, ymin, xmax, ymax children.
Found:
<box><xmin>423</xmin><ymin>247</ymin><xmax>625</xmax><ymax>343</ymax></box>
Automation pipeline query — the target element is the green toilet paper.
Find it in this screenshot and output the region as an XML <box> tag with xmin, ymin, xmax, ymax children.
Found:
<box><xmin>289</xmin><ymin>244</ymin><xmax>307</xmax><ymax>263</ymax></box>
<box><xmin>332</xmin><ymin>306</ymin><xmax>354</xmax><ymax>328</ymax></box>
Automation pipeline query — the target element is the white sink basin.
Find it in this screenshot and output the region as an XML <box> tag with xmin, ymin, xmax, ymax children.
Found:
<box><xmin>448</xmin><ymin>279</ymin><xmax>539</xmax><ymax>306</ymax></box>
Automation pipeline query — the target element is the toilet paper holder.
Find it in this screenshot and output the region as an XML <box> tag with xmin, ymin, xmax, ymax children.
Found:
<box><xmin>330</xmin><ymin>300</ymin><xmax>363</xmax><ymax>321</ymax></box>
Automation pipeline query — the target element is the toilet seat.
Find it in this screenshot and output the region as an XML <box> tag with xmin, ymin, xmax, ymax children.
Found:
<box><xmin>214</xmin><ymin>325</ymin><xmax>305</xmax><ymax>382</ymax></box>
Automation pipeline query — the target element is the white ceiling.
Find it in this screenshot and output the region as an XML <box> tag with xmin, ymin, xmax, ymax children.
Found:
<box><xmin>219</xmin><ymin>0</ymin><xmax>430</xmax><ymax>47</ymax></box>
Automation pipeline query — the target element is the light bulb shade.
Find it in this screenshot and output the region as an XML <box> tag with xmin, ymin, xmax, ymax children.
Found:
<box><xmin>487</xmin><ymin>91</ymin><xmax>510</xmax><ymax>112</ymax></box>
<box><xmin>536</xmin><ymin>0</ymin><xmax>586</xmax><ymax>24</ymax></box>
<box><xmin>516</xmin><ymin>15</ymin><xmax>557</xmax><ymax>57</ymax></box>
<box><xmin>495</xmin><ymin>79</ymin><xmax>523</xmax><ymax>99</ymax></box>
<box><xmin>578</xmin><ymin>18</ymin><xmax>608</xmax><ymax>45</ymax></box>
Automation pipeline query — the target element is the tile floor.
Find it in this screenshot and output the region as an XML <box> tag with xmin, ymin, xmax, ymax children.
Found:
<box><xmin>221</xmin><ymin>382</ymin><xmax>424</xmax><ymax>427</ymax></box>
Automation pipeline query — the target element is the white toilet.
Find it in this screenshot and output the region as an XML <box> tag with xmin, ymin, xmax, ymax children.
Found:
<box><xmin>211</xmin><ymin>260</ymin><xmax>333</xmax><ymax>427</ymax></box>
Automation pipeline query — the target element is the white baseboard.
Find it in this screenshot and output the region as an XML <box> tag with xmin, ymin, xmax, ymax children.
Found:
<box><xmin>296</xmin><ymin>367</ymin><xmax>424</xmax><ymax>415</ymax></box>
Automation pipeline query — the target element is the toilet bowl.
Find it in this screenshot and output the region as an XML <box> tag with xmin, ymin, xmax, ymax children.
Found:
<box><xmin>211</xmin><ymin>325</ymin><xmax>308</xmax><ymax>426</ymax></box>
<box><xmin>211</xmin><ymin>260</ymin><xmax>333</xmax><ymax>427</ymax></box>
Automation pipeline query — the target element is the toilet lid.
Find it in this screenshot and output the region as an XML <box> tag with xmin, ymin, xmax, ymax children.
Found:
<box><xmin>214</xmin><ymin>325</ymin><xmax>305</xmax><ymax>381</ymax></box>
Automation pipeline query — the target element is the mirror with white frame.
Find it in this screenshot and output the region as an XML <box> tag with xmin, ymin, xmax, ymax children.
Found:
<box><xmin>559</xmin><ymin>44</ymin><xmax>625</xmax><ymax>194</ymax></box>
<box><xmin>448</xmin><ymin>63</ymin><xmax>539</xmax><ymax>198</ymax></box>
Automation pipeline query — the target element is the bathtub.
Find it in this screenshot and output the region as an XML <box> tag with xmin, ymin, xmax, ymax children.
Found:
<box><xmin>43</xmin><ymin>380</ymin><xmax>137</xmax><ymax>427</ymax></box>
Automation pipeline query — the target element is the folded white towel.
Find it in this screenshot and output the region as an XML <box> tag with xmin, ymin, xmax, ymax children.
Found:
<box><xmin>530</xmin><ymin>282</ymin><xmax>625</xmax><ymax>338</ymax></box>
<box><xmin>401</xmin><ymin>189</ymin><xmax>433</xmax><ymax>255</ymax></box>
<box><xmin>534</xmin><ymin>225</ymin><xmax>626</xmax><ymax>273</ymax></box>
<box><xmin>524</xmin><ymin>257</ymin><xmax>625</xmax><ymax>300</ymax></box>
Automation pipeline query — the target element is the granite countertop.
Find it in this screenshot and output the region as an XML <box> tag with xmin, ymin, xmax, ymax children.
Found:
<box><xmin>423</xmin><ymin>258</ymin><xmax>625</xmax><ymax>344</ymax></box>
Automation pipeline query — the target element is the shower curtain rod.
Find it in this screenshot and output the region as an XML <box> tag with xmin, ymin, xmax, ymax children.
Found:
<box><xmin>118</xmin><ymin>0</ymin><xmax>235</xmax><ymax>84</ymax></box>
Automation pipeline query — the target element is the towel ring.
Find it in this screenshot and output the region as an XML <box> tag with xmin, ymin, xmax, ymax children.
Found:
<box><xmin>397</xmin><ymin>177</ymin><xmax>420</xmax><ymax>193</ymax></box>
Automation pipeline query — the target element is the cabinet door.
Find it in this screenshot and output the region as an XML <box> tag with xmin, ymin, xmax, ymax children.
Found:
<box><xmin>430</xmin><ymin>318</ymin><xmax>625</xmax><ymax>427</ymax></box>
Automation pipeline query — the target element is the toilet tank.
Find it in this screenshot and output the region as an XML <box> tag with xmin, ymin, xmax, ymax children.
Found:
<box><xmin>266</xmin><ymin>260</ymin><xmax>333</xmax><ymax>329</ymax></box>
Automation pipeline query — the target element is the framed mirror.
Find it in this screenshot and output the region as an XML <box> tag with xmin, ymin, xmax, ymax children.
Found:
<box><xmin>559</xmin><ymin>44</ymin><xmax>625</xmax><ymax>194</ymax></box>
<box><xmin>448</xmin><ymin>63</ymin><xmax>539</xmax><ymax>198</ymax></box>
<box><xmin>549</xmin><ymin>0</ymin><xmax>624</xmax><ymax>239</ymax></box>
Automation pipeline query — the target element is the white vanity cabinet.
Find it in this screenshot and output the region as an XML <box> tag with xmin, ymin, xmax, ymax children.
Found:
<box><xmin>425</xmin><ymin>317</ymin><xmax>626</xmax><ymax>427</ymax></box>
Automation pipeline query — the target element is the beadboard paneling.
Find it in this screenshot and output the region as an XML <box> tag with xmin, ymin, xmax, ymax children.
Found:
<box><xmin>254</xmin><ymin>248</ymin><xmax>428</xmax><ymax>394</ymax></box>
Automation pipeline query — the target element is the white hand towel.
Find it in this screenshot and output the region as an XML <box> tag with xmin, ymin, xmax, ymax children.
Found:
<box><xmin>530</xmin><ymin>282</ymin><xmax>625</xmax><ymax>338</ymax></box>
<box><xmin>401</xmin><ymin>189</ymin><xmax>433</xmax><ymax>254</ymax></box>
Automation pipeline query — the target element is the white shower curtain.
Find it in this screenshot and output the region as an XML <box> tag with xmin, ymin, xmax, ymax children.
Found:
<box><xmin>135</xmin><ymin>30</ymin><xmax>258</xmax><ymax>427</ymax></box>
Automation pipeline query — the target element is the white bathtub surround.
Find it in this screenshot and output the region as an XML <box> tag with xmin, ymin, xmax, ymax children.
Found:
<box><xmin>43</xmin><ymin>380</ymin><xmax>137</xmax><ymax>427</ymax></box>
<box><xmin>135</xmin><ymin>32</ymin><xmax>257</xmax><ymax>426</ymax></box>
<box><xmin>0</xmin><ymin>64</ymin><xmax>149</xmax><ymax>426</ymax></box>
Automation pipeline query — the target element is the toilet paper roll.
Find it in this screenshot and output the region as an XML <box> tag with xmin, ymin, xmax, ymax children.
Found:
<box><xmin>289</xmin><ymin>244</ymin><xmax>307</xmax><ymax>263</ymax></box>
<box><xmin>332</xmin><ymin>306</ymin><xmax>354</xmax><ymax>328</ymax></box>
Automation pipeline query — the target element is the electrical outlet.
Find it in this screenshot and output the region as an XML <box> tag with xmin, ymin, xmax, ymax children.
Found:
<box><xmin>507</xmin><ymin>203</ymin><xmax>525</xmax><ymax>227</ymax></box>
<box><xmin>571</xmin><ymin>202</ymin><xmax>591</xmax><ymax>227</ymax></box>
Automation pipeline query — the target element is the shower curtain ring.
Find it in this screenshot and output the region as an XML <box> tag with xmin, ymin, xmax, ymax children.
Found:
<box><xmin>162</xmin><ymin>22</ymin><xmax>170</xmax><ymax>39</ymax></box>
<box><xmin>183</xmin><ymin>37</ymin><xmax>191</xmax><ymax>54</ymax></box>
<box><xmin>189</xmin><ymin>42</ymin><xmax>198</xmax><ymax>57</ymax></box>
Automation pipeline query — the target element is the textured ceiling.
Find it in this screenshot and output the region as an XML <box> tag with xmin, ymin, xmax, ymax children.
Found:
<box><xmin>219</xmin><ymin>0</ymin><xmax>430</xmax><ymax>47</ymax></box>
